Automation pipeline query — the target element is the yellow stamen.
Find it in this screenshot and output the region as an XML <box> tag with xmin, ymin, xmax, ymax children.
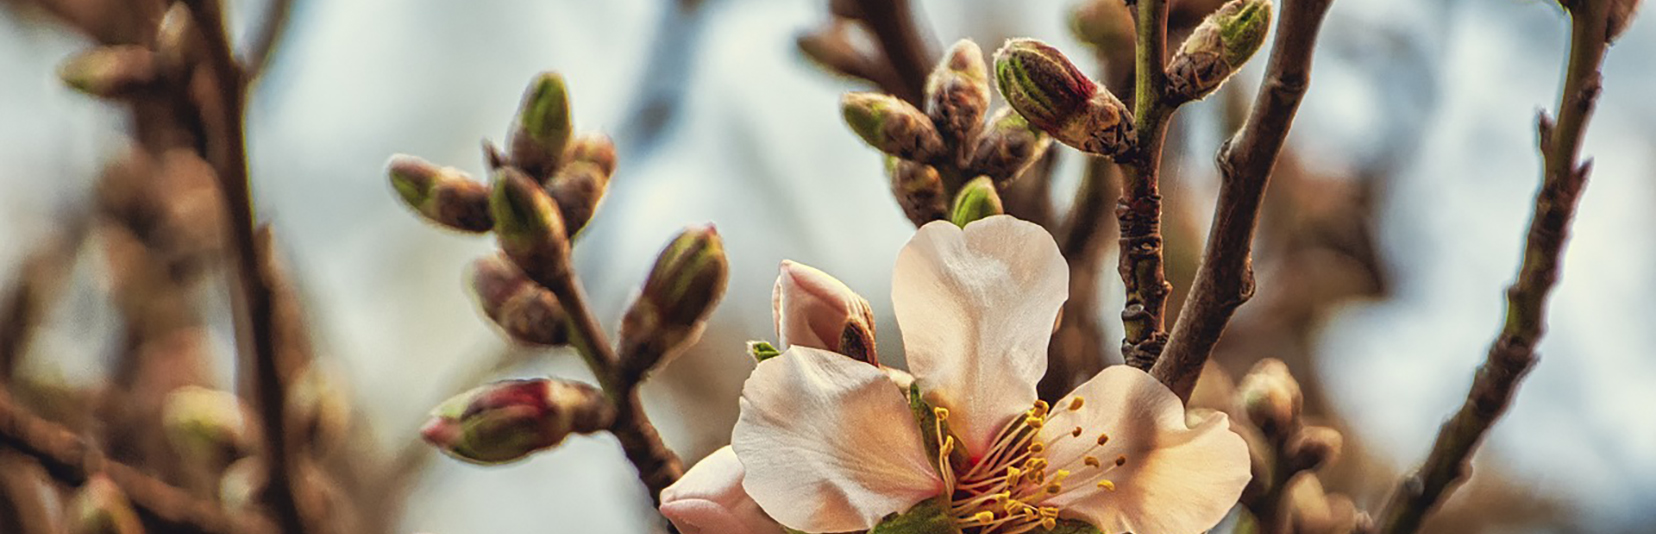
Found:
<box><xmin>933</xmin><ymin>406</ymin><xmax>949</xmax><ymax>421</ymax></box>
<box><xmin>1027</xmin><ymin>442</ymin><xmax>1045</xmax><ymax>454</ymax></box>
<box><xmin>1097</xmin><ymin>432</ymin><xmax>1110</xmax><ymax>446</ymax></box>
<box><xmin>1068</xmin><ymin>397</ymin><xmax>1085</xmax><ymax>410</ymax></box>
<box><xmin>1098</xmin><ymin>480</ymin><xmax>1116</xmax><ymax>491</ymax></box>
<box><xmin>1115</xmin><ymin>455</ymin><xmax>1127</xmax><ymax>467</ymax></box>
<box><xmin>1071</xmin><ymin>426</ymin><xmax>1083</xmax><ymax>438</ymax></box>
<box><xmin>1084</xmin><ymin>456</ymin><xmax>1101</xmax><ymax>468</ymax></box>
<box><xmin>971</xmin><ymin>511</ymin><xmax>994</xmax><ymax>523</ymax></box>
<box><xmin>1042</xmin><ymin>517</ymin><xmax>1058</xmax><ymax>529</ymax></box>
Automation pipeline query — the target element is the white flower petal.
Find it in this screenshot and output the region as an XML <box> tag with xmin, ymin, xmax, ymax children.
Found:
<box><xmin>772</xmin><ymin>260</ymin><xmax>874</xmax><ymax>354</ymax></box>
<box><xmin>733</xmin><ymin>347</ymin><xmax>944</xmax><ymax>533</ymax></box>
<box><xmin>660</xmin><ymin>446</ymin><xmax>782</xmax><ymax>534</ymax></box>
<box><xmin>1039</xmin><ymin>366</ymin><xmax>1250</xmax><ymax>534</ymax></box>
<box><xmin>892</xmin><ymin>216</ymin><xmax>1068</xmax><ymax>456</ymax></box>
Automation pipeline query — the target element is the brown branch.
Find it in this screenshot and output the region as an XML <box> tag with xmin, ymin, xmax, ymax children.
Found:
<box><xmin>847</xmin><ymin>0</ymin><xmax>933</xmax><ymax>105</ymax></box>
<box><xmin>244</xmin><ymin>0</ymin><xmax>295</xmax><ymax>79</ymax></box>
<box><xmin>1116</xmin><ymin>0</ymin><xmax>1176</xmax><ymax>371</ymax></box>
<box><xmin>1153</xmin><ymin>0</ymin><xmax>1337</xmax><ymax>401</ymax></box>
<box><xmin>1375</xmin><ymin>2</ymin><xmax>1610</xmax><ymax>532</ymax></box>
<box><xmin>177</xmin><ymin>1</ymin><xmax>305</xmax><ymax>534</ymax></box>
<box><xmin>540</xmin><ymin>272</ymin><xmax>684</xmax><ymax>505</ymax></box>
<box><xmin>0</xmin><ymin>389</ymin><xmax>276</xmax><ymax>534</ymax></box>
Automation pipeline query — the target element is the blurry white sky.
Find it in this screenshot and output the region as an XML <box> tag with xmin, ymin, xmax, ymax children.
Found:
<box><xmin>1</xmin><ymin>0</ymin><xmax>1654</xmax><ymax>532</ymax></box>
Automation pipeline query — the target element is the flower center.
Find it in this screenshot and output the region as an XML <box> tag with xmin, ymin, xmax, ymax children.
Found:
<box><xmin>932</xmin><ymin>396</ymin><xmax>1127</xmax><ymax>533</ymax></box>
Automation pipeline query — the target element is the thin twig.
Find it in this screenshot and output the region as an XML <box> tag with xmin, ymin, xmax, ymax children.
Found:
<box><xmin>540</xmin><ymin>272</ymin><xmax>683</xmax><ymax>504</ymax></box>
<box><xmin>1116</xmin><ymin>0</ymin><xmax>1176</xmax><ymax>371</ymax></box>
<box><xmin>0</xmin><ymin>389</ymin><xmax>276</xmax><ymax>534</ymax></box>
<box><xmin>848</xmin><ymin>0</ymin><xmax>933</xmax><ymax>105</ymax></box>
<box><xmin>1153</xmin><ymin>0</ymin><xmax>1337</xmax><ymax>401</ymax></box>
<box><xmin>1375</xmin><ymin>2</ymin><xmax>1610</xmax><ymax>532</ymax></box>
<box><xmin>244</xmin><ymin>0</ymin><xmax>295</xmax><ymax>80</ymax></box>
<box><xmin>178</xmin><ymin>1</ymin><xmax>306</xmax><ymax>533</ymax></box>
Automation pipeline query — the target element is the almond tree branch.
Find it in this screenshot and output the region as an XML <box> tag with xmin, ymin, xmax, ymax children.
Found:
<box><xmin>1117</xmin><ymin>0</ymin><xmax>1176</xmax><ymax>371</ymax></box>
<box><xmin>178</xmin><ymin>1</ymin><xmax>305</xmax><ymax>533</ymax></box>
<box><xmin>848</xmin><ymin>0</ymin><xmax>933</xmax><ymax>104</ymax></box>
<box><xmin>1153</xmin><ymin>0</ymin><xmax>1337</xmax><ymax>401</ymax></box>
<box><xmin>0</xmin><ymin>389</ymin><xmax>276</xmax><ymax>534</ymax></box>
<box><xmin>1375</xmin><ymin>2</ymin><xmax>1610</xmax><ymax>532</ymax></box>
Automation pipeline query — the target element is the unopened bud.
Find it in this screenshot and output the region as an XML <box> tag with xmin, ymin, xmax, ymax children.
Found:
<box><xmin>1607</xmin><ymin>0</ymin><xmax>1643</xmax><ymax>43</ymax></box>
<box><xmin>564</xmin><ymin>133</ymin><xmax>618</xmax><ymax>177</ymax></box>
<box><xmin>287</xmin><ymin>364</ymin><xmax>352</xmax><ymax>453</ymax></box>
<box><xmin>772</xmin><ymin>260</ymin><xmax>878</xmax><ymax>364</ymax></box>
<box><xmin>1070</xmin><ymin>0</ymin><xmax>1136</xmax><ymax>55</ymax></box>
<box><xmin>949</xmin><ymin>176</ymin><xmax>1004</xmax><ymax>227</ymax></box>
<box><xmin>387</xmin><ymin>154</ymin><xmax>493</xmax><ymax>232</ymax></box>
<box><xmin>925</xmin><ymin>39</ymin><xmax>991</xmax><ymax>159</ymax></box>
<box><xmin>60</xmin><ymin>46</ymin><xmax>157</xmax><ymax>99</ymax></box>
<box><xmin>1167</xmin><ymin>0</ymin><xmax>1273</xmax><ymax>103</ymax></box>
<box><xmin>491</xmin><ymin>167</ymin><xmax>571</xmax><ymax>289</ymax></box>
<box><xmin>546</xmin><ymin>161</ymin><xmax>609</xmax><ymax>237</ymax></box>
<box><xmin>470</xmin><ymin>254</ymin><xmax>568</xmax><ymax>345</ymax></box>
<box><xmin>154</xmin><ymin>3</ymin><xmax>197</xmax><ymax>80</ymax></box>
<box><xmin>218</xmin><ymin>458</ymin><xmax>265</xmax><ymax>514</ymax></box>
<box><xmin>161</xmin><ymin>386</ymin><xmax>252</xmax><ymax>467</ymax></box>
<box><xmin>967</xmin><ymin>107</ymin><xmax>1053</xmax><ymax>185</ymax></box>
<box><xmin>842</xmin><ymin>92</ymin><xmax>946</xmax><ymax>162</ymax></box>
<box><xmin>69</xmin><ymin>476</ymin><xmax>143</xmax><ymax>534</ymax></box>
<box><xmin>1237</xmin><ymin>358</ymin><xmax>1302</xmax><ymax>438</ymax></box>
<box><xmin>887</xmin><ymin>158</ymin><xmax>948</xmax><ymax>227</ymax></box>
<box><xmin>509</xmin><ymin>72</ymin><xmax>573</xmax><ymax>179</ymax></box>
<box><xmin>619</xmin><ymin>225</ymin><xmax>729</xmax><ymax>377</ymax></box>
<box><xmin>1286</xmin><ymin>425</ymin><xmax>1342</xmax><ymax>473</ymax></box>
<box><xmin>421</xmin><ymin>378</ymin><xmax>613</xmax><ymax>465</ymax></box>
<box><xmin>993</xmin><ymin>38</ymin><xmax>1135</xmax><ymax>157</ymax></box>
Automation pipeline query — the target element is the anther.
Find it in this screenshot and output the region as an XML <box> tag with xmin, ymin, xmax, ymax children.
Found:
<box><xmin>971</xmin><ymin>511</ymin><xmax>994</xmax><ymax>523</ymax></box>
<box><xmin>1068</xmin><ymin>397</ymin><xmax>1085</xmax><ymax>411</ymax></box>
<box><xmin>1097</xmin><ymin>432</ymin><xmax>1110</xmax><ymax>446</ymax></box>
<box><xmin>1042</xmin><ymin>517</ymin><xmax>1058</xmax><ymax>529</ymax></box>
<box><xmin>934</xmin><ymin>407</ymin><xmax>950</xmax><ymax>421</ymax></box>
<box><xmin>1028</xmin><ymin>442</ymin><xmax>1045</xmax><ymax>454</ymax></box>
<box><xmin>1084</xmin><ymin>456</ymin><xmax>1101</xmax><ymax>468</ymax></box>
<box><xmin>1097</xmin><ymin>480</ymin><xmax>1116</xmax><ymax>491</ymax></box>
<box><xmin>1114</xmin><ymin>455</ymin><xmax>1127</xmax><ymax>467</ymax></box>
<box><xmin>1071</xmin><ymin>426</ymin><xmax>1083</xmax><ymax>437</ymax></box>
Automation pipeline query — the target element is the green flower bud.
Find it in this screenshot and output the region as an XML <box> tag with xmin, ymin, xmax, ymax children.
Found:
<box><xmin>619</xmin><ymin>225</ymin><xmax>729</xmax><ymax>377</ymax></box>
<box><xmin>925</xmin><ymin>39</ymin><xmax>990</xmax><ymax>157</ymax></box>
<box><xmin>1167</xmin><ymin>0</ymin><xmax>1273</xmax><ymax>103</ymax></box>
<box><xmin>868</xmin><ymin>496</ymin><xmax>953</xmax><ymax>534</ymax></box>
<box><xmin>887</xmin><ymin>157</ymin><xmax>948</xmax><ymax>227</ymax></box>
<box><xmin>59</xmin><ymin>45</ymin><xmax>157</xmax><ymax>99</ymax></box>
<box><xmin>470</xmin><ymin>254</ymin><xmax>568</xmax><ymax>346</ymax></box>
<box><xmin>564</xmin><ymin>132</ymin><xmax>618</xmax><ymax>177</ymax></box>
<box><xmin>967</xmin><ymin>107</ymin><xmax>1053</xmax><ymax>185</ymax></box>
<box><xmin>387</xmin><ymin>154</ymin><xmax>494</xmax><ymax>233</ymax></box>
<box><xmin>1237</xmin><ymin>358</ymin><xmax>1302</xmax><ymax>438</ymax></box>
<box><xmin>546</xmin><ymin>161</ymin><xmax>609</xmax><ymax>238</ymax></box>
<box><xmin>161</xmin><ymin>386</ymin><xmax>252</xmax><ymax>467</ymax></box>
<box><xmin>993</xmin><ymin>38</ymin><xmax>1135</xmax><ymax>157</ymax></box>
<box><xmin>68</xmin><ymin>476</ymin><xmax>143</xmax><ymax>534</ymax></box>
<box><xmin>842</xmin><ymin>92</ymin><xmax>947</xmax><ymax>163</ymax></box>
<box><xmin>490</xmin><ymin>167</ymin><xmax>571</xmax><ymax>289</ymax></box>
<box><xmin>509</xmin><ymin>72</ymin><xmax>573</xmax><ymax>179</ymax></box>
<box><xmin>748</xmin><ymin>340</ymin><xmax>782</xmax><ymax>362</ymax></box>
<box><xmin>420</xmin><ymin>378</ymin><xmax>613</xmax><ymax>465</ymax></box>
<box><xmin>949</xmin><ymin>176</ymin><xmax>1004</xmax><ymax>228</ymax></box>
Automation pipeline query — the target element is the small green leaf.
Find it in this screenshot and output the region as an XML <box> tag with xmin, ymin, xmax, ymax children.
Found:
<box><xmin>1042</xmin><ymin>518</ymin><xmax>1106</xmax><ymax>534</ymax></box>
<box><xmin>869</xmin><ymin>496</ymin><xmax>959</xmax><ymax>534</ymax></box>
<box><xmin>748</xmin><ymin>340</ymin><xmax>782</xmax><ymax>362</ymax></box>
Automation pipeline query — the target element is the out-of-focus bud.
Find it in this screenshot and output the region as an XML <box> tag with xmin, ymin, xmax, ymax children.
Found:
<box><xmin>1070</xmin><ymin>0</ymin><xmax>1136</xmax><ymax>56</ymax></box>
<box><xmin>842</xmin><ymin>92</ymin><xmax>947</xmax><ymax>163</ymax></box>
<box><xmin>564</xmin><ymin>133</ymin><xmax>618</xmax><ymax>177</ymax></box>
<box><xmin>925</xmin><ymin>39</ymin><xmax>991</xmax><ymax>158</ymax></box>
<box><xmin>747</xmin><ymin>341</ymin><xmax>782</xmax><ymax>363</ymax></box>
<box><xmin>219</xmin><ymin>457</ymin><xmax>266</xmax><ymax>514</ymax></box>
<box><xmin>993</xmin><ymin>38</ymin><xmax>1135</xmax><ymax>157</ymax></box>
<box><xmin>68</xmin><ymin>476</ymin><xmax>143</xmax><ymax>534</ymax></box>
<box><xmin>949</xmin><ymin>176</ymin><xmax>1004</xmax><ymax>228</ymax></box>
<box><xmin>1607</xmin><ymin>0</ymin><xmax>1643</xmax><ymax>43</ymax></box>
<box><xmin>618</xmin><ymin>226</ymin><xmax>729</xmax><ymax>378</ymax></box>
<box><xmin>490</xmin><ymin>167</ymin><xmax>571</xmax><ymax>289</ymax></box>
<box><xmin>153</xmin><ymin>3</ymin><xmax>197</xmax><ymax>80</ymax></box>
<box><xmin>161</xmin><ymin>386</ymin><xmax>252</xmax><ymax>467</ymax></box>
<box><xmin>1237</xmin><ymin>358</ymin><xmax>1302</xmax><ymax>438</ymax></box>
<box><xmin>287</xmin><ymin>364</ymin><xmax>352</xmax><ymax>453</ymax></box>
<box><xmin>1285</xmin><ymin>474</ymin><xmax>1365</xmax><ymax>534</ymax></box>
<box><xmin>508</xmin><ymin>72</ymin><xmax>574</xmax><ymax>179</ymax></box>
<box><xmin>420</xmin><ymin>378</ymin><xmax>613</xmax><ymax>465</ymax></box>
<box><xmin>772</xmin><ymin>260</ymin><xmax>878</xmax><ymax>364</ymax></box>
<box><xmin>387</xmin><ymin>154</ymin><xmax>493</xmax><ymax>233</ymax></box>
<box><xmin>1285</xmin><ymin>425</ymin><xmax>1342</xmax><ymax>473</ymax></box>
<box><xmin>1167</xmin><ymin>0</ymin><xmax>1273</xmax><ymax>103</ymax></box>
<box><xmin>660</xmin><ymin>446</ymin><xmax>785</xmax><ymax>534</ymax></box>
<box><xmin>887</xmin><ymin>158</ymin><xmax>948</xmax><ymax>227</ymax></box>
<box><xmin>546</xmin><ymin>161</ymin><xmax>609</xmax><ymax>237</ymax></box>
<box><xmin>967</xmin><ymin>107</ymin><xmax>1053</xmax><ymax>185</ymax></box>
<box><xmin>469</xmin><ymin>254</ymin><xmax>569</xmax><ymax>345</ymax></box>
<box><xmin>60</xmin><ymin>45</ymin><xmax>157</xmax><ymax>99</ymax></box>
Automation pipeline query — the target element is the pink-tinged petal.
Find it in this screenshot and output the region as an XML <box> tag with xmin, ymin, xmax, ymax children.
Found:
<box><xmin>772</xmin><ymin>260</ymin><xmax>877</xmax><ymax>360</ymax></box>
<box><xmin>1039</xmin><ymin>366</ymin><xmax>1250</xmax><ymax>534</ymax></box>
<box><xmin>660</xmin><ymin>446</ymin><xmax>783</xmax><ymax>534</ymax></box>
<box><xmin>892</xmin><ymin>216</ymin><xmax>1068</xmax><ymax>457</ymax></box>
<box><xmin>733</xmin><ymin>347</ymin><xmax>944</xmax><ymax>533</ymax></box>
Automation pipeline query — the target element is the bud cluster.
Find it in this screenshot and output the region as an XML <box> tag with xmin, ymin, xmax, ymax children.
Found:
<box><xmin>385</xmin><ymin>72</ymin><xmax>617</xmax><ymax>239</ymax></box>
<box><xmin>841</xmin><ymin>39</ymin><xmax>1053</xmax><ymax>227</ymax></box>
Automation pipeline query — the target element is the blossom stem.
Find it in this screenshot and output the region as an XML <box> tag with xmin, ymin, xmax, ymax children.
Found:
<box><xmin>1153</xmin><ymin>0</ymin><xmax>1338</xmax><ymax>401</ymax></box>
<box><xmin>1117</xmin><ymin>0</ymin><xmax>1176</xmax><ymax>371</ymax></box>
<box><xmin>1375</xmin><ymin>2</ymin><xmax>1610</xmax><ymax>532</ymax></box>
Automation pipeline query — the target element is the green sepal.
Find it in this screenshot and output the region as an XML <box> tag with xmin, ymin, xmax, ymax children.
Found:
<box><xmin>948</xmin><ymin>176</ymin><xmax>1004</xmax><ymax>227</ymax></box>
<box><xmin>869</xmin><ymin>496</ymin><xmax>959</xmax><ymax>534</ymax></box>
<box><xmin>1041</xmin><ymin>519</ymin><xmax>1106</xmax><ymax>534</ymax></box>
<box><xmin>748</xmin><ymin>340</ymin><xmax>782</xmax><ymax>362</ymax></box>
<box><xmin>907</xmin><ymin>383</ymin><xmax>969</xmax><ymax>471</ymax></box>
